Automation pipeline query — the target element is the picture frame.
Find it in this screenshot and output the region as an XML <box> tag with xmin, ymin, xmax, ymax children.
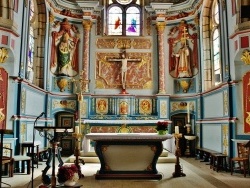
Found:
<box><xmin>58</xmin><ymin>114</ymin><xmax>74</xmax><ymax>128</ymax></box>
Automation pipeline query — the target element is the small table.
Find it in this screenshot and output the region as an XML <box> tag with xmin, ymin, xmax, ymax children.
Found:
<box><xmin>86</xmin><ymin>133</ymin><xmax>172</xmax><ymax>180</ymax></box>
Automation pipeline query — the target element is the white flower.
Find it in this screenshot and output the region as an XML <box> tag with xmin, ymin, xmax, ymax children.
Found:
<box><xmin>71</xmin><ymin>173</ymin><xmax>79</xmax><ymax>182</ymax></box>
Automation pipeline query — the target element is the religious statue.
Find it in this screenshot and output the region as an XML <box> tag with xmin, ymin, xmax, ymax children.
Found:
<box><xmin>50</xmin><ymin>18</ymin><xmax>80</xmax><ymax>77</ymax></box>
<box><xmin>172</xmin><ymin>40</ymin><xmax>192</xmax><ymax>78</ymax></box>
<box><xmin>168</xmin><ymin>19</ymin><xmax>198</xmax><ymax>78</ymax></box>
<box><xmin>108</xmin><ymin>50</ymin><xmax>141</xmax><ymax>91</ymax></box>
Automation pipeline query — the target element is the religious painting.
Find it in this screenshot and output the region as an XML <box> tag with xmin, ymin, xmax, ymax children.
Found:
<box><xmin>139</xmin><ymin>99</ymin><xmax>152</xmax><ymax>115</ymax></box>
<box><xmin>96</xmin><ymin>52</ymin><xmax>152</xmax><ymax>89</ymax></box>
<box><xmin>60</xmin><ymin>138</ymin><xmax>74</xmax><ymax>156</ymax></box>
<box><xmin>119</xmin><ymin>101</ymin><xmax>128</xmax><ymax>115</ymax></box>
<box><xmin>168</xmin><ymin>19</ymin><xmax>198</xmax><ymax>79</ymax></box>
<box><xmin>0</xmin><ymin>68</ymin><xmax>8</xmax><ymax>129</ymax></box>
<box><xmin>96</xmin><ymin>98</ymin><xmax>108</xmax><ymax>115</ymax></box>
<box><xmin>243</xmin><ymin>72</ymin><xmax>250</xmax><ymax>133</ymax></box>
<box><xmin>57</xmin><ymin>112</ymin><xmax>75</xmax><ymax>128</ymax></box>
<box><xmin>50</xmin><ymin>18</ymin><xmax>80</xmax><ymax>77</ymax></box>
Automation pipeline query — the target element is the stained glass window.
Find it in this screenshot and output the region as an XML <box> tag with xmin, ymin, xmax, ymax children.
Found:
<box><xmin>126</xmin><ymin>7</ymin><xmax>140</xmax><ymax>36</ymax></box>
<box><xmin>27</xmin><ymin>0</ymin><xmax>35</xmax><ymax>83</ymax></box>
<box><xmin>212</xmin><ymin>0</ymin><xmax>221</xmax><ymax>86</ymax></box>
<box><xmin>107</xmin><ymin>0</ymin><xmax>141</xmax><ymax>36</ymax></box>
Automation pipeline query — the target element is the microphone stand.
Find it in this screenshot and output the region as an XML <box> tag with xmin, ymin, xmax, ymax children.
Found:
<box><xmin>31</xmin><ymin>112</ymin><xmax>44</xmax><ymax>188</ymax></box>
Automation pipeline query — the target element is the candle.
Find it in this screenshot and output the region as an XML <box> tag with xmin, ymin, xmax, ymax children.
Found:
<box><xmin>175</xmin><ymin>126</ymin><xmax>179</xmax><ymax>134</ymax></box>
<box><xmin>187</xmin><ymin>102</ymin><xmax>190</xmax><ymax>123</ymax></box>
<box><xmin>75</xmin><ymin>126</ymin><xmax>79</xmax><ymax>134</ymax></box>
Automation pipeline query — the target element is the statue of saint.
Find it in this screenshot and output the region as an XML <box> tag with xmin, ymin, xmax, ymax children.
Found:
<box><xmin>50</xmin><ymin>18</ymin><xmax>79</xmax><ymax>77</ymax></box>
<box><xmin>172</xmin><ymin>40</ymin><xmax>192</xmax><ymax>78</ymax></box>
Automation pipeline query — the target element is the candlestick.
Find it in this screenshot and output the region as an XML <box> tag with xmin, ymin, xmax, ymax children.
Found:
<box><xmin>175</xmin><ymin>126</ymin><xmax>179</xmax><ymax>134</ymax></box>
<box><xmin>75</xmin><ymin>126</ymin><xmax>79</xmax><ymax>134</ymax></box>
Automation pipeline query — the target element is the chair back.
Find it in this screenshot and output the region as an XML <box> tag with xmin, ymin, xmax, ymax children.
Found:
<box><xmin>1</xmin><ymin>147</ymin><xmax>13</xmax><ymax>167</ymax></box>
<box><xmin>237</xmin><ymin>143</ymin><xmax>249</xmax><ymax>159</ymax></box>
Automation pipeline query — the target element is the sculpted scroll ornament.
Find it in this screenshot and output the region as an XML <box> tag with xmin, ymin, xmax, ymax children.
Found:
<box><xmin>0</xmin><ymin>47</ymin><xmax>8</xmax><ymax>63</ymax></box>
<box><xmin>241</xmin><ymin>50</ymin><xmax>250</xmax><ymax>65</ymax></box>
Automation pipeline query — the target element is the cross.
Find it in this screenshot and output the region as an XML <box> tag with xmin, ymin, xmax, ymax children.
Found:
<box><xmin>181</xmin><ymin>27</ymin><xmax>189</xmax><ymax>46</ymax></box>
<box><xmin>107</xmin><ymin>50</ymin><xmax>141</xmax><ymax>93</ymax></box>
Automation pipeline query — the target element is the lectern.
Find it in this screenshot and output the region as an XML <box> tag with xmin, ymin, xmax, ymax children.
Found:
<box><xmin>35</xmin><ymin>126</ymin><xmax>71</xmax><ymax>188</ymax></box>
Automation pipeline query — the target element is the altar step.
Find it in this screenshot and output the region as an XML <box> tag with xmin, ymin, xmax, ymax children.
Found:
<box><xmin>66</xmin><ymin>150</ymin><xmax>176</xmax><ymax>163</ymax></box>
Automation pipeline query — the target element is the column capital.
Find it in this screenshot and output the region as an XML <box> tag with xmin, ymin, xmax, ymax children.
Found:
<box><xmin>156</xmin><ymin>21</ymin><xmax>166</xmax><ymax>33</ymax></box>
<box><xmin>82</xmin><ymin>20</ymin><xmax>93</xmax><ymax>31</ymax></box>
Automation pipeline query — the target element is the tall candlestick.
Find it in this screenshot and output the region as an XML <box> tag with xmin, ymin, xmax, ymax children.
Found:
<box><xmin>75</xmin><ymin>126</ymin><xmax>79</xmax><ymax>134</ymax></box>
<box><xmin>175</xmin><ymin>126</ymin><xmax>179</xmax><ymax>134</ymax></box>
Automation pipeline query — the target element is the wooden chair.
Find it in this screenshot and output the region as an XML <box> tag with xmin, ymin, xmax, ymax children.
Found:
<box><xmin>1</xmin><ymin>147</ymin><xmax>14</xmax><ymax>177</ymax></box>
<box><xmin>231</xmin><ymin>142</ymin><xmax>250</xmax><ymax>177</ymax></box>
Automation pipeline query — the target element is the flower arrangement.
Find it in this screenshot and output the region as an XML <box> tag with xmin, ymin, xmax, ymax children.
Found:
<box><xmin>57</xmin><ymin>164</ymin><xmax>79</xmax><ymax>183</ymax></box>
<box><xmin>156</xmin><ymin>121</ymin><xmax>168</xmax><ymax>131</ymax></box>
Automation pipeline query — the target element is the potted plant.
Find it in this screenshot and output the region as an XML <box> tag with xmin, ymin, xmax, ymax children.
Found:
<box><xmin>156</xmin><ymin>121</ymin><xmax>168</xmax><ymax>135</ymax></box>
<box><xmin>57</xmin><ymin>164</ymin><xmax>79</xmax><ymax>186</ymax></box>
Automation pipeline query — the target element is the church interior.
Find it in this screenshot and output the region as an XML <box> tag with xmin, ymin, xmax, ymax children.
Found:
<box><xmin>1</xmin><ymin>0</ymin><xmax>250</xmax><ymax>187</ymax></box>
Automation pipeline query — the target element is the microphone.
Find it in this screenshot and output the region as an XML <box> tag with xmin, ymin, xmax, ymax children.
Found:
<box><xmin>36</xmin><ymin>112</ymin><xmax>45</xmax><ymax>120</ymax></box>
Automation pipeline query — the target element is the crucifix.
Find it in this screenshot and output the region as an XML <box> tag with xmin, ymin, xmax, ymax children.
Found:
<box><xmin>107</xmin><ymin>50</ymin><xmax>141</xmax><ymax>94</ymax></box>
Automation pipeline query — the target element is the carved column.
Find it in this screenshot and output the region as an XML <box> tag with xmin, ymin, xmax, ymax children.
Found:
<box><xmin>156</xmin><ymin>21</ymin><xmax>166</xmax><ymax>94</ymax></box>
<box><xmin>145</xmin><ymin>3</ymin><xmax>172</xmax><ymax>94</ymax></box>
<box><xmin>82</xmin><ymin>20</ymin><xmax>92</xmax><ymax>92</ymax></box>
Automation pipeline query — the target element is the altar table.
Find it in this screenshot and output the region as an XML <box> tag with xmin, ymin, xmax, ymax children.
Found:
<box><xmin>85</xmin><ymin>133</ymin><xmax>172</xmax><ymax>180</ymax></box>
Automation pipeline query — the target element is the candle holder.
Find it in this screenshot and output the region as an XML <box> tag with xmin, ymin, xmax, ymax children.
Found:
<box><xmin>72</xmin><ymin>132</ymin><xmax>85</xmax><ymax>178</ymax></box>
<box><xmin>172</xmin><ymin>133</ymin><xmax>186</xmax><ymax>178</ymax></box>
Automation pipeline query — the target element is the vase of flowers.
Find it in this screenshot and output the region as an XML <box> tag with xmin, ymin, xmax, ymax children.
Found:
<box><xmin>156</xmin><ymin>121</ymin><xmax>168</xmax><ymax>135</ymax></box>
<box><xmin>57</xmin><ymin>164</ymin><xmax>79</xmax><ymax>186</ymax></box>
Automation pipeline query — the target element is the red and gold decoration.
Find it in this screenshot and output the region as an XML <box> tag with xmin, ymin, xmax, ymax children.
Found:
<box><xmin>243</xmin><ymin>72</ymin><xmax>250</xmax><ymax>133</ymax></box>
<box><xmin>120</xmin><ymin>101</ymin><xmax>128</xmax><ymax>115</ymax></box>
<box><xmin>96</xmin><ymin>98</ymin><xmax>108</xmax><ymax>114</ymax></box>
<box><xmin>139</xmin><ymin>99</ymin><xmax>152</xmax><ymax>115</ymax></box>
<box><xmin>96</xmin><ymin>52</ymin><xmax>152</xmax><ymax>89</ymax></box>
<box><xmin>0</xmin><ymin>68</ymin><xmax>8</xmax><ymax>129</ymax></box>
<box><xmin>168</xmin><ymin>19</ymin><xmax>198</xmax><ymax>78</ymax></box>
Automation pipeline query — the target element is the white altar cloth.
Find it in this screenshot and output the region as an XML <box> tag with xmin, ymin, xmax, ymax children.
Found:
<box><xmin>85</xmin><ymin>133</ymin><xmax>173</xmax><ymax>180</ymax></box>
<box><xmin>85</xmin><ymin>133</ymin><xmax>172</xmax><ymax>141</ymax></box>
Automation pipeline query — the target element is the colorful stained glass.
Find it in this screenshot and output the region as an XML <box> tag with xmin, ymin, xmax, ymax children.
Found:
<box><xmin>126</xmin><ymin>7</ymin><xmax>140</xmax><ymax>36</ymax></box>
<box><xmin>108</xmin><ymin>6</ymin><xmax>123</xmax><ymax>35</ymax></box>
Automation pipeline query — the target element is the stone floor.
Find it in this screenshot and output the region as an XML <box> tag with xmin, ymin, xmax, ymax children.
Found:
<box><xmin>1</xmin><ymin>154</ymin><xmax>250</xmax><ymax>188</ymax></box>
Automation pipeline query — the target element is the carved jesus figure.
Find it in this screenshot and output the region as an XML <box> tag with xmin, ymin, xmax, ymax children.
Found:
<box><xmin>108</xmin><ymin>50</ymin><xmax>141</xmax><ymax>90</ymax></box>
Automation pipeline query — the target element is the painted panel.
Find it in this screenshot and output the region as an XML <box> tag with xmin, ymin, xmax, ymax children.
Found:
<box><xmin>202</xmin><ymin>124</ymin><xmax>222</xmax><ymax>152</ymax></box>
<box><xmin>204</xmin><ymin>92</ymin><xmax>224</xmax><ymax>118</ymax></box>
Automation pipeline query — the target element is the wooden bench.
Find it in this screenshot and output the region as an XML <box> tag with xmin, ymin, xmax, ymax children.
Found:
<box><xmin>196</xmin><ymin>147</ymin><xmax>228</xmax><ymax>172</ymax></box>
<box><xmin>196</xmin><ymin>147</ymin><xmax>221</xmax><ymax>163</ymax></box>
